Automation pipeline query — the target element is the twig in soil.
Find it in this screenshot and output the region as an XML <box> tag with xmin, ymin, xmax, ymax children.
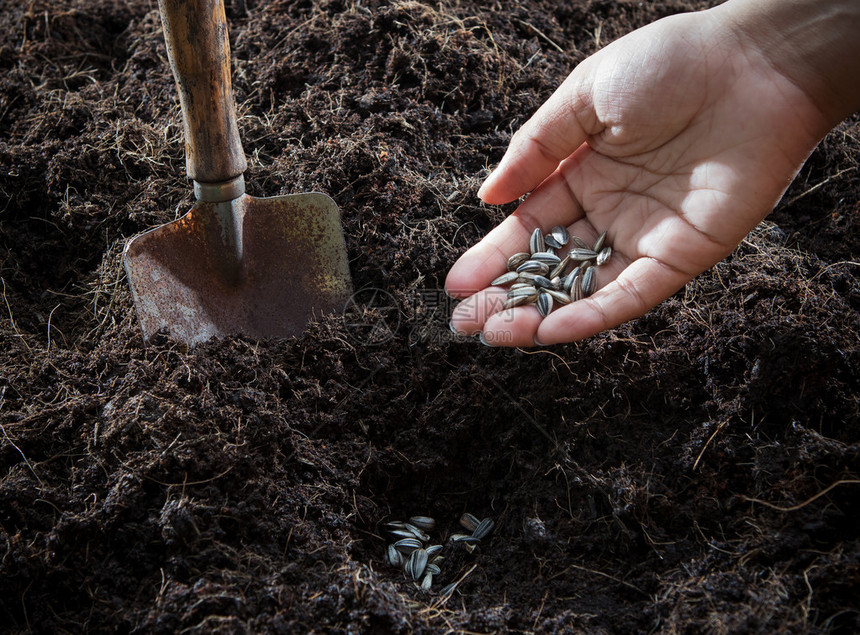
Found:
<box><xmin>429</xmin><ymin>563</ymin><xmax>478</xmax><ymax>609</ymax></box>
<box><xmin>742</xmin><ymin>479</ymin><xmax>860</xmax><ymax>513</ymax></box>
<box><xmin>515</xmin><ymin>19</ymin><xmax>565</xmax><ymax>54</ymax></box>
<box><xmin>549</xmin><ymin>562</ymin><xmax>648</xmax><ymax>597</ymax></box>
<box><xmin>0</xmin><ymin>388</ymin><xmax>45</xmax><ymax>486</ymax></box>
<box><xmin>692</xmin><ymin>420</ymin><xmax>727</xmax><ymax>471</ymax></box>
<box><xmin>783</xmin><ymin>166</ymin><xmax>857</xmax><ymax>206</ymax></box>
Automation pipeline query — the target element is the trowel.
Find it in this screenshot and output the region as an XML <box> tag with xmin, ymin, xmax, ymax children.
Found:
<box><xmin>123</xmin><ymin>0</ymin><xmax>353</xmax><ymax>345</ymax></box>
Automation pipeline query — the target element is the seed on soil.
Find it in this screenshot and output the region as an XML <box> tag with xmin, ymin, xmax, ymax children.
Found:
<box><xmin>460</xmin><ymin>513</ymin><xmax>480</xmax><ymax>532</ymax></box>
<box><xmin>420</xmin><ymin>572</ymin><xmax>433</xmax><ymax>590</ymax></box>
<box><xmin>408</xmin><ymin>516</ymin><xmax>436</xmax><ymax>531</ymax></box>
<box><xmin>425</xmin><ymin>544</ymin><xmax>443</xmax><ymax>557</ymax></box>
<box><xmin>388</xmin><ymin>544</ymin><xmax>403</xmax><ymax>566</ymax></box>
<box><xmin>406</xmin><ymin>548</ymin><xmax>429</xmax><ymax>580</ymax></box>
<box><xmin>403</xmin><ymin>523</ymin><xmax>430</xmax><ymax>541</ymax></box>
<box><xmin>389</xmin><ymin>528</ymin><xmax>420</xmax><ymax>540</ymax></box>
<box><xmin>394</xmin><ymin>537</ymin><xmax>423</xmax><ymax>553</ymax></box>
<box><xmin>472</xmin><ymin>518</ymin><xmax>495</xmax><ymax>540</ymax></box>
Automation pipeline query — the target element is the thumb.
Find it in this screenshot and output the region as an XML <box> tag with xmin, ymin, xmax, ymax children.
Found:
<box><xmin>478</xmin><ymin>70</ymin><xmax>597</xmax><ymax>205</ymax></box>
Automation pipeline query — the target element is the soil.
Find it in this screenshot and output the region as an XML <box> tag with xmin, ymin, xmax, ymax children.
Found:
<box><xmin>1</xmin><ymin>0</ymin><xmax>859</xmax><ymax>632</ymax></box>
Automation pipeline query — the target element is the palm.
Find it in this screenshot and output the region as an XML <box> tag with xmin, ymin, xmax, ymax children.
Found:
<box><xmin>447</xmin><ymin>11</ymin><xmax>829</xmax><ymax>346</ymax></box>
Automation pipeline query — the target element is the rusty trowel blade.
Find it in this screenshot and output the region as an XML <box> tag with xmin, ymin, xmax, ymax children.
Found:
<box><xmin>123</xmin><ymin>192</ymin><xmax>353</xmax><ymax>345</ymax></box>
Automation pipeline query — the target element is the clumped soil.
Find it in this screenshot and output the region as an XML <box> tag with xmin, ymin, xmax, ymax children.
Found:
<box><xmin>1</xmin><ymin>0</ymin><xmax>859</xmax><ymax>632</ymax></box>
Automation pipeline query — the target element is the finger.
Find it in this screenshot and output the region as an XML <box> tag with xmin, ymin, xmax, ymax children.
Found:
<box><xmin>449</xmin><ymin>287</ymin><xmax>508</xmax><ymax>336</ymax></box>
<box><xmin>478</xmin><ymin>71</ymin><xmax>597</xmax><ymax>205</ymax></box>
<box><xmin>535</xmin><ymin>257</ymin><xmax>691</xmax><ymax>344</ymax></box>
<box><xmin>445</xmin><ymin>163</ymin><xmax>587</xmax><ymax>299</ymax></box>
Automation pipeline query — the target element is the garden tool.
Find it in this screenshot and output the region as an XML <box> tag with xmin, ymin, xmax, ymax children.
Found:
<box><xmin>123</xmin><ymin>0</ymin><xmax>353</xmax><ymax>345</ymax></box>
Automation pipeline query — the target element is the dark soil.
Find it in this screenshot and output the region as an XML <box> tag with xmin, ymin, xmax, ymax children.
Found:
<box><xmin>1</xmin><ymin>0</ymin><xmax>859</xmax><ymax>632</ymax></box>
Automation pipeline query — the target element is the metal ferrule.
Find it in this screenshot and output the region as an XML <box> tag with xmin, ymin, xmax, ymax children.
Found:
<box><xmin>193</xmin><ymin>175</ymin><xmax>246</xmax><ymax>203</ymax></box>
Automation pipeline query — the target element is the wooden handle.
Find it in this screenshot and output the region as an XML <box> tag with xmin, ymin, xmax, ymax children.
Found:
<box><xmin>158</xmin><ymin>0</ymin><xmax>246</xmax><ymax>183</ymax></box>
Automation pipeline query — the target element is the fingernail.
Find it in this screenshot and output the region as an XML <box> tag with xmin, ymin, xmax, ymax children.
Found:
<box><xmin>479</xmin><ymin>332</ymin><xmax>493</xmax><ymax>347</ymax></box>
<box><xmin>449</xmin><ymin>321</ymin><xmax>461</xmax><ymax>335</ymax></box>
<box><xmin>533</xmin><ymin>336</ymin><xmax>544</xmax><ymax>347</ymax></box>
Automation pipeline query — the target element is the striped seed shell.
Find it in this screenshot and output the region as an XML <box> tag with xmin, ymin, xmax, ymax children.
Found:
<box><xmin>508</xmin><ymin>286</ymin><xmax>538</xmax><ymax>300</ymax></box>
<box><xmin>533</xmin><ymin>275</ymin><xmax>554</xmax><ymax>290</ymax></box>
<box><xmin>549</xmin><ymin>254</ymin><xmax>571</xmax><ymax>279</ymax></box>
<box><xmin>403</xmin><ymin>523</ymin><xmax>430</xmax><ymax>542</ymax></box>
<box><xmin>425</xmin><ymin>545</ymin><xmax>443</xmax><ymax>557</ymax></box>
<box><xmin>387</xmin><ymin>544</ymin><xmax>403</xmax><ymax>567</ymax></box>
<box><xmin>472</xmin><ymin>517</ymin><xmax>495</xmax><ymax>540</ymax></box>
<box><xmin>459</xmin><ymin>513</ymin><xmax>480</xmax><ymax>532</ymax></box>
<box><xmin>597</xmin><ymin>245</ymin><xmax>612</xmax><ymax>266</ymax></box>
<box><xmin>516</xmin><ymin>260</ymin><xmax>550</xmax><ymax>275</ymax></box>
<box><xmin>551</xmin><ymin>225</ymin><xmax>570</xmax><ymax>246</ymax></box>
<box><xmin>529</xmin><ymin>228</ymin><xmax>545</xmax><ymax>255</ymax></box>
<box><xmin>451</xmin><ymin>534</ymin><xmax>482</xmax><ymax>544</ymax></box>
<box><xmin>537</xmin><ymin>290</ymin><xmax>553</xmax><ymax>317</ymax></box>
<box><xmin>394</xmin><ymin>537</ymin><xmax>423</xmax><ymax>554</ymax></box>
<box><xmin>581</xmin><ymin>266</ymin><xmax>596</xmax><ymax>296</ymax></box>
<box><xmin>517</xmin><ymin>272</ymin><xmax>539</xmax><ymax>283</ymax></box>
<box><xmin>530</xmin><ymin>251</ymin><xmax>562</xmax><ymax>265</ymax></box>
<box><xmin>439</xmin><ymin>581</ymin><xmax>459</xmax><ymax>597</ymax></box>
<box><xmin>506</xmin><ymin>252</ymin><xmax>530</xmax><ymax>271</ymax></box>
<box><xmin>409</xmin><ymin>516</ymin><xmax>436</xmax><ymax>531</ymax></box>
<box><xmin>593</xmin><ymin>230</ymin><xmax>607</xmax><ymax>253</ymax></box>
<box><xmin>491</xmin><ymin>271</ymin><xmax>519</xmax><ymax>286</ymax></box>
<box><xmin>571</xmin><ymin>235</ymin><xmax>590</xmax><ymax>250</ymax></box>
<box><xmin>389</xmin><ymin>529</ymin><xmax>420</xmax><ymax>540</ymax></box>
<box><xmin>503</xmin><ymin>294</ymin><xmax>533</xmax><ymax>310</ymax></box>
<box><xmin>571</xmin><ymin>275</ymin><xmax>583</xmax><ymax>302</ymax></box>
<box><xmin>544</xmin><ymin>233</ymin><xmax>562</xmax><ymax>250</ymax></box>
<box><xmin>406</xmin><ymin>548</ymin><xmax>429</xmax><ymax>581</ymax></box>
<box><xmin>568</xmin><ymin>247</ymin><xmax>598</xmax><ymax>261</ymax></box>
<box><xmin>546</xmin><ymin>289</ymin><xmax>571</xmax><ymax>306</ymax></box>
<box><xmin>563</xmin><ymin>269</ymin><xmax>580</xmax><ymax>295</ymax></box>
<box><xmin>384</xmin><ymin>521</ymin><xmax>407</xmax><ymax>530</ymax></box>
<box><xmin>426</xmin><ymin>563</ymin><xmax>442</xmax><ymax>576</ymax></box>
<box><xmin>509</xmin><ymin>283</ymin><xmax>534</xmax><ymax>292</ymax></box>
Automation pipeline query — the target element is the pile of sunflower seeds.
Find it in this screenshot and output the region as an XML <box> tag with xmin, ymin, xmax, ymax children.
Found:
<box><xmin>384</xmin><ymin>513</ymin><xmax>495</xmax><ymax>594</ymax></box>
<box><xmin>491</xmin><ymin>227</ymin><xmax>612</xmax><ymax>316</ymax></box>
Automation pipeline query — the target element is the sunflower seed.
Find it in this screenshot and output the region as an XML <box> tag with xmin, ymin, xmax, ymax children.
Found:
<box><xmin>537</xmin><ymin>290</ymin><xmax>553</xmax><ymax>317</ymax></box>
<box><xmin>571</xmin><ymin>275</ymin><xmax>583</xmax><ymax>302</ymax></box>
<box><xmin>406</xmin><ymin>548</ymin><xmax>428</xmax><ymax>580</ymax></box>
<box><xmin>530</xmin><ymin>251</ymin><xmax>561</xmax><ymax>265</ymax></box>
<box><xmin>516</xmin><ymin>260</ymin><xmax>550</xmax><ymax>275</ymax></box>
<box><xmin>549</xmin><ymin>254</ymin><xmax>571</xmax><ymax>279</ymax></box>
<box><xmin>491</xmin><ymin>271</ymin><xmax>519</xmax><ymax>286</ymax></box>
<box><xmin>503</xmin><ymin>295</ymin><xmax>533</xmax><ymax>310</ymax></box>
<box><xmin>517</xmin><ymin>272</ymin><xmax>539</xmax><ymax>283</ymax></box>
<box><xmin>568</xmin><ymin>247</ymin><xmax>598</xmax><ymax>261</ymax></box>
<box><xmin>508</xmin><ymin>286</ymin><xmax>538</xmax><ymax>300</ymax></box>
<box><xmin>408</xmin><ymin>516</ymin><xmax>436</xmax><ymax>531</ymax></box>
<box><xmin>529</xmin><ymin>228</ymin><xmax>545</xmax><ymax>255</ymax></box>
<box><xmin>509</xmin><ymin>283</ymin><xmax>534</xmax><ymax>292</ymax></box>
<box><xmin>403</xmin><ymin>523</ymin><xmax>430</xmax><ymax>542</ymax></box>
<box><xmin>425</xmin><ymin>544</ymin><xmax>443</xmax><ymax>557</ymax></box>
<box><xmin>384</xmin><ymin>521</ymin><xmax>407</xmax><ymax>530</ymax></box>
<box><xmin>597</xmin><ymin>245</ymin><xmax>612</xmax><ymax>266</ymax></box>
<box><xmin>533</xmin><ymin>275</ymin><xmax>554</xmax><ymax>290</ymax></box>
<box><xmin>460</xmin><ymin>513</ymin><xmax>480</xmax><ymax>532</ymax></box>
<box><xmin>394</xmin><ymin>538</ymin><xmax>423</xmax><ymax>554</ymax></box>
<box><xmin>426</xmin><ymin>563</ymin><xmax>441</xmax><ymax>576</ymax></box>
<box><xmin>571</xmin><ymin>235</ymin><xmax>590</xmax><ymax>250</ymax></box>
<box><xmin>420</xmin><ymin>572</ymin><xmax>433</xmax><ymax>590</ymax></box>
<box><xmin>593</xmin><ymin>230</ymin><xmax>607</xmax><ymax>253</ymax></box>
<box><xmin>472</xmin><ymin>517</ymin><xmax>495</xmax><ymax>540</ymax></box>
<box><xmin>387</xmin><ymin>544</ymin><xmax>403</xmax><ymax>566</ymax></box>
<box><xmin>451</xmin><ymin>534</ymin><xmax>481</xmax><ymax>544</ymax></box>
<box><xmin>546</xmin><ymin>289</ymin><xmax>571</xmax><ymax>306</ymax></box>
<box><xmin>551</xmin><ymin>225</ymin><xmax>570</xmax><ymax>247</ymax></box>
<box><xmin>562</xmin><ymin>269</ymin><xmax>580</xmax><ymax>295</ymax></box>
<box><xmin>388</xmin><ymin>529</ymin><xmax>420</xmax><ymax>540</ymax></box>
<box><xmin>581</xmin><ymin>266</ymin><xmax>596</xmax><ymax>296</ymax></box>
<box><xmin>544</xmin><ymin>233</ymin><xmax>562</xmax><ymax>250</ymax></box>
<box><xmin>506</xmin><ymin>252</ymin><xmax>530</xmax><ymax>270</ymax></box>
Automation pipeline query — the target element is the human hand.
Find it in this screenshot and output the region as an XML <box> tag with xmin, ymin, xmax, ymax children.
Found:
<box><xmin>446</xmin><ymin>4</ymin><xmax>838</xmax><ymax>347</ymax></box>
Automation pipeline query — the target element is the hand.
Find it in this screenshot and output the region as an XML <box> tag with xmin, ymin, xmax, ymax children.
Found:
<box><xmin>445</xmin><ymin>4</ymin><xmax>838</xmax><ymax>347</ymax></box>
